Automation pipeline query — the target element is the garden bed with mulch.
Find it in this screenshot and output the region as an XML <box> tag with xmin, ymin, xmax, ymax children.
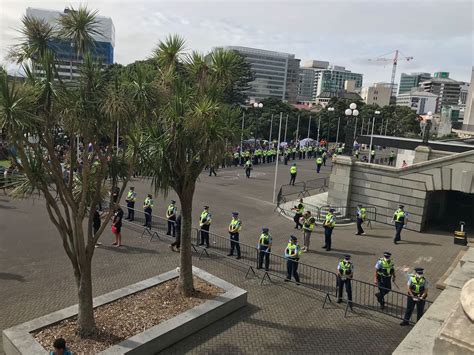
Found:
<box><xmin>33</xmin><ymin>277</ymin><xmax>223</xmax><ymax>354</ymax></box>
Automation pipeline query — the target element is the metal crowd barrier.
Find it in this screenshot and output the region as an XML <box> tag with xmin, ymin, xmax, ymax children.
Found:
<box><xmin>118</xmin><ymin>204</ymin><xmax>429</xmax><ymax>324</ymax></box>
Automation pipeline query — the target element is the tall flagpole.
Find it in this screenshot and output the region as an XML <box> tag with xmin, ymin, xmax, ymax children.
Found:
<box><xmin>283</xmin><ymin>114</ymin><xmax>288</xmax><ymax>143</ymax></box>
<box><xmin>268</xmin><ymin>114</ymin><xmax>274</xmax><ymax>144</ymax></box>
<box><xmin>273</xmin><ymin>112</ymin><xmax>283</xmax><ymax>203</ymax></box>
<box><xmin>296</xmin><ymin>114</ymin><xmax>300</xmax><ymax>142</ymax></box>
<box><xmin>317</xmin><ymin>115</ymin><xmax>321</xmax><ymax>143</ymax></box>
<box><xmin>307</xmin><ymin>114</ymin><xmax>312</xmax><ymax>138</ymax></box>
<box><xmin>240</xmin><ymin>112</ymin><xmax>245</xmax><ymax>165</ymax></box>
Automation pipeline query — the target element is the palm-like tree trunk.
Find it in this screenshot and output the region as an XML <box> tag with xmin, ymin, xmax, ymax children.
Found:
<box><xmin>176</xmin><ymin>183</ymin><xmax>195</xmax><ymax>296</ymax></box>
<box><xmin>75</xmin><ymin>259</ymin><xmax>95</xmax><ymax>335</ymax></box>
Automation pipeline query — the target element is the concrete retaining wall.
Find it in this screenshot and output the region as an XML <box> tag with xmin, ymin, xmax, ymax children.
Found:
<box><xmin>328</xmin><ymin>149</ymin><xmax>474</xmax><ymax>232</ymax></box>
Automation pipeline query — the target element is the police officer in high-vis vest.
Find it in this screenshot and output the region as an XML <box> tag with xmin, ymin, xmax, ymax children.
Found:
<box><xmin>284</xmin><ymin>235</ymin><xmax>301</xmax><ymax>283</ymax></box>
<box><xmin>289</xmin><ymin>163</ymin><xmax>297</xmax><ymax>185</ymax></box>
<box><xmin>292</xmin><ymin>198</ymin><xmax>304</xmax><ymax>230</ymax></box>
<box><xmin>316</xmin><ymin>156</ymin><xmax>323</xmax><ymax>173</ymax></box>
<box><xmin>227</xmin><ymin>212</ymin><xmax>242</xmax><ymax>259</ymax></box>
<box><xmin>257</xmin><ymin>227</ymin><xmax>272</xmax><ymax>271</ymax></box>
<box><xmin>337</xmin><ymin>254</ymin><xmax>353</xmax><ymax>309</ymax></box>
<box><xmin>400</xmin><ymin>267</ymin><xmax>428</xmax><ymax>326</ymax></box>
<box><xmin>322</xmin><ymin>208</ymin><xmax>336</xmax><ymax>251</ymax></box>
<box><xmin>125</xmin><ymin>187</ymin><xmax>137</xmax><ymax>221</ymax></box>
<box><xmin>374</xmin><ymin>252</ymin><xmax>396</xmax><ymax>309</ymax></box>
<box><xmin>166</xmin><ymin>200</ymin><xmax>177</xmax><ymax>237</ymax></box>
<box><xmin>199</xmin><ymin>205</ymin><xmax>212</xmax><ymax>248</ymax></box>
<box><xmin>143</xmin><ymin>194</ymin><xmax>154</xmax><ymax>228</ymax></box>
<box><xmin>355</xmin><ymin>204</ymin><xmax>366</xmax><ymax>236</ymax></box>
<box><xmin>393</xmin><ymin>205</ymin><xmax>407</xmax><ymax>244</ymax></box>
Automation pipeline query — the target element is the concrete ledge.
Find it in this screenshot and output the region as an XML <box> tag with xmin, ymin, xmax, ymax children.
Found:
<box><xmin>3</xmin><ymin>267</ymin><xmax>247</xmax><ymax>355</ymax></box>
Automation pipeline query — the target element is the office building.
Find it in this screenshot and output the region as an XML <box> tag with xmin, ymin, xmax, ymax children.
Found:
<box><xmin>419</xmin><ymin>72</ymin><xmax>462</xmax><ymax>113</ymax></box>
<box><xmin>396</xmin><ymin>88</ymin><xmax>438</xmax><ymax>114</ymax></box>
<box><xmin>361</xmin><ymin>83</ymin><xmax>392</xmax><ymax>107</ymax></box>
<box><xmin>222</xmin><ymin>46</ymin><xmax>300</xmax><ymax>103</ymax></box>
<box><xmin>462</xmin><ymin>68</ymin><xmax>474</xmax><ymax>129</ymax></box>
<box><xmin>459</xmin><ymin>82</ymin><xmax>470</xmax><ymax>105</ymax></box>
<box><xmin>26</xmin><ymin>7</ymin><xmax>115</xmax><ymax>80</ymax></box>
<box><xmin>297</xmin><ymin>67</ymin><xmax>316</xmax><ymax>103</ymax></box>
<box><xmin>313</xmin><ymin>65</ymin><xmax>363</xmax><ymax>100</ymax></box>
<box><xmin>398</xmin><ymin>72</ymin><xmax>431</xmax><ymax>94</ymax></box>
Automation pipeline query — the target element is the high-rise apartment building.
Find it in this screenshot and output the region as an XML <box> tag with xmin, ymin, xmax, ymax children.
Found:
<box><xmin>398</xmin><ymin>72</ymin><xmax>431</xmax><ymax>94</ymax></box>
<box><xmin>361</xmin><ymin>83</ymin><xmax>392</xmax><ymax>107</ymax></box>
<box><xmin>419</xmin><ymin>72</ymin><xmax>462</xmax><ymax>113</ymax></box>
<box><xmin>313</xmin><ymin>65</ymin><xmax>363</xmax><ymax>100</ymax></box>
<box><xmin>297</xmin><ymin>67</ymin><xmax>316</xmax><ymax>103</ymax></box>
<box><xmin>222</xmin><ymin>46</ymin><xmax>300</xmax><ymax>103</ymax></box>
<box><xmin>462</xmin><ymin>68</ymin><xmax>474</xmax><ymax>129</ymax></box>
<box><xmin>26</xmin><ymin>7</ymin><xmax>115</xmax><ymax>80</ymax></box>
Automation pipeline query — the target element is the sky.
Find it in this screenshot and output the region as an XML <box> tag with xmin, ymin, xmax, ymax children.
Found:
<box><xmin>1</xmin><ymin>0</ymin><xmax>473</xmax><ymax>85</ymax></box>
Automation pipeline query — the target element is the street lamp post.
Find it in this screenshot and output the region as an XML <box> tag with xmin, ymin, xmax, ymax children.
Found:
<box><xmin>317</xmin><ymin>114</ymin><xmax>321</xmax><ymax>143</ymax></box>
<box><xmin>253</xmin><ymin>102</ymin><xmax>263</xmax><ymax>150</ymax></box>
<box><xmin>296</xmin><ymin>114</ymin><xmax>300</xmax><ymax>143</ymax></box>
<box><xmin>327</xmin><ymin>107</ymin><xmax>334</xmax><ymax>143</ymax></box>
<box><xmin>240</xmin><ymin>112</ymin><xmax>245</xmax><ymax>165</ymax></box>
<box><xmin>307</xmin><ymin>114</ymin><xmax>311</xmax><ymax>139</ymax></box>
<box><xmin>368</xmin><ymin>110</ymin><xmax>381</xmax><ymax>164</ymax></box>
<box><xmin>335</xmin><ymin>114</ymin><xmax>341</xmax><ymax>146</ymax></box>
<box><xmin>344</xmin><ymin>103</ymin><xmax>359</xmax><ymax>154</ymax></box>
<box><xmin>272</xmin><ymin>112</ymin><xmax>283</xmax><ymax>203</ymax></box>
<box><xmin>268</xmin><ymin>113</ymin><xmax>274</xmax><ymax>144</ymax></box>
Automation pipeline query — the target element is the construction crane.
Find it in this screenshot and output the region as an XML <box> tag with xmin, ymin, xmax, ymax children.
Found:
<box><xmin>367</xmin><ymin>50</ymin><xmax>414</xmax><ymax>95</ymax></box>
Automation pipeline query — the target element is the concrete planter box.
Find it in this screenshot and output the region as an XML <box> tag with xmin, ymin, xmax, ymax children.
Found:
<box><xmin>3</xmin><ymin>267</ymin><xmax>247</xmax><ymax>354</ymax></box>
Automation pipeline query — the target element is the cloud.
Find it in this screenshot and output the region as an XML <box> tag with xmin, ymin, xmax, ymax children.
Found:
<box><xmin>1</xmin><ymin>0</ymin><xmax>472</xmax><ymax>85</ymax></box>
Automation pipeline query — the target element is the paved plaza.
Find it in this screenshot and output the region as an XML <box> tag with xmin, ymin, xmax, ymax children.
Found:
<box><xmin>0</xmin><ymin>159</ymin><xmax>464</xmax><ymax>354</ymax></box>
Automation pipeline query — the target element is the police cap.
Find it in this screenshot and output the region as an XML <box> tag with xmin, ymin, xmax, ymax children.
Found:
<box><xmin>329</xmin><ymin>208</ymin><xmax>336</xmax><ymax>212</ymax></box>
<box><xmin>414</xmin><ymin>267</ymin><xmax>424</xmax><ymax>275</ymax></box>
<box><xmin>383</xmin><ymin>252</ymin><xmax>392</xmax><ymax>258</ymax></box>
<box><xmin>290</xmin><ymin>235</ymin><xmax>297</xmax><ymax>241</ymax></box>
<box><xmin>344</xmin><ymin>254</ymin><xmax>351</xmax><ymax>260</ymax></box>
<box><xmin>262</xmin><ymin>227</ymin><xmax>269</xmax><ymax>233</ymax></box>
<box><xmin>232</xmin><ymin>211</ymin><xmax>239</xmax><ymax>216</ymax></box>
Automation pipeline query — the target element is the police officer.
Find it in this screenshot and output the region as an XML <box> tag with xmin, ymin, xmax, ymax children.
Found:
<box><xmin>166</xmin><ymin>200</ymin><xmax>177</xmax><ymax>237</ymax></box>
<box><xmin>244</xmin><ymin>159</ymin><xmax>252</xmax><ymax>178</ymax></box>
<box><xmin>355</xmin><ymin>204</ymin><xmax>366</xmax><ymax>236</ymax></box>
<box><xmin>388</xmin><ymin>150</ymin><xmax>395</xmax><ymax>166</ymax></box>
<box><xmin>257</xmin><ymin>227</ymin><xmax>272</xmax><ymax>271</ymax></box>
<box><xmin>291</xmin><ymin>198</ymin><xmax>304</xmax><ymax>230</ymax></box>
<box><xmin>284</xmin><ymin>235</ymin><xmax>301</xmax><ymax>283</ymax></box>
<box><xmin>322</xmin><ymin>150</ymin><xmax>327</xmax><ymax>166</ymax></box>
<box><xmin>125</xmin><ymin>186</ymin><xmax>137</xmax><ymax>221</ymax></box>
<box><xmin>143</xmin><ymin>194</ymin><xmax>154</xmax><ymax>228</ymax></box>
<box><xmin>233</xmin><ymin>151</ymin><xmax>240</xmax><ymax>167</ymax></box>
<box><xmin>289</xmin><ymin>163</ymin><xmax>297</xmax><ymax>185</ymax></box>
<box><xmin>227</xmin><ymin>212</ymin><xmax>242</xmax><ymax>259</ymax></box>
<box><xmin>374</xmin><ymin>252</ymin><xmax>396</xmax><ymax>310</ymax></box>
<box><xmin>322</xmin><ymin>208</ymin><xmax>336</xmax><ymax>251</ymax></box>
<box><xmin>393</xmin><ymin>205</ymin><xmax>407</xmax><ymax>244</ymax></box>
<box><xmin>199</xmin><ymin>205</ymin><xmax>212</xmax><ymax>248</ymax></box>
<box><xmin>400</xmin><ymin>267</ymin><xmax>428</xmax><ymax>326</ymax></box>
<box><xmin>337</xmin><ymin>254</ymin><xmax>353</xmax><ymax>309</ymax></box>
<box><xmin>302</xmin><ymin>212</ymin><xmax>316</xmax><ymax>252</ymax></box>
<box><xmin>316</xmin><ymin>156</ymin><xmax>323</xmax><ymax>173</ymax></box>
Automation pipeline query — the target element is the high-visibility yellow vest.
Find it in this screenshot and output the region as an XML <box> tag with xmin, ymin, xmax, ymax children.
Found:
<box><xmin>144</xmin><ymin>197</ymin><xmax>154</xmax><ymax>209</ymax></box>
<box><xmin>127</xmin><ymin>190</ymin><xmax>137</xmax><ymax>202</ymax></box>
<box><xmin>339</xmin><ymin>260</ymin><xmax>353</xmax><ymax>276</ymax></box>
<box><xmin>229</xmin><ymin>218</ymin><xmax>241</xmax><ymax>233</ymax></box>
<box><xmin>290</xmin><ymin>166</ymin><xmax>297</xmax><ymax>174</ymax></box>
<box><xmin>285</xmin><ymin>242</ymin><xmax>301</xmax><ymax>259</ymax></box>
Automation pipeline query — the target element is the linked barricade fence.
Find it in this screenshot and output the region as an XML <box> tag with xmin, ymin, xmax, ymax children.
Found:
<box><xmin>118</xmin><ymin>204</ymin><xmax>428</xmax><ymax>324</ymax></box>
<box><xmin>338</xmin><ymin>278</ymin><xmax>432</xmax><ymax>324</ymax></box>
<box><xmin>303</xmin><ymin>177</ymin><xmax>328</xmax><ymax>195</ymax></box>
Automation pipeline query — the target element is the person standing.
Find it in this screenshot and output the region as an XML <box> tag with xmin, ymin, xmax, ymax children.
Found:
<box><xmin>143</xmin><ymin>194</ymin><xmax>153</xmax><ymax>228</ymax></box>
<box><xmin>316</xmin><ymin>156</ymin><xmax>323</xmax><ymax>173</ymax></box>
<box><xmin>169</xmin><ymin>214</ymin><xmax>182</xmax><ymax>252</ymax></box>
<box><xmin>93</xmin><ymin>207</ymin><xmax>103</xmax><ymax>248</ymax></box>
<box><xmin>125</xmin><ymin>186</ymin><xmax>137</xmax><ymax>221</ymax></box>
<box><xmin>166</xmin><ymin>200</ymin><xmax>177</xmax><ymax>237</ymax></box>
<box><xmin>322</xmin><ymin>208</ymin><xmax>336</xmax><ymax>251</ymax></box>
<box><xmin>227</xmin><ymin>212</ymin><xmax>242</xmax><ymax>259</ymax></box>
<box><xmin>355</xmin><ymin>204</ymin><xmax>366</xmax><ymax>236</ymax></box>
<box><xmin>388</xmin><ymin>150</ymin><xmax>395</xmax><ymax>166</ymax></box>
<box><xmin>322</xmin><ymin>150</ymin><xmax>327</xmax><ymax>166</ymax></box>
<box><xmin>284</xmin><ymin>235</ymin><xmax>301</xmax><ymax>283</ymax></box>
<box><xmin>112</xmin><ymin>206</ymin><xmax>124</xmax><ymax>247</ymax></box>
<box><xmin>374</xmin><ymin>252</ymin><xmax>396</xmax><ymax>310</ymax></box>
<box><xmin>233</xmin><ymin>151</ymin><xmax>240</xmax><ymax>167</ymax></box>
<box><xmin>257</xmin><ymin>227</ymin><xmax>272</xmax><ymax>271</ymax></box>
<box><xmin>392</xmin><ymin>205</ymin><xmax>407</xmax><ymax>244</ymax></box>
<box><xmin>289</xmin><ymin>163</ymin><xmax>297</xmax><ymax>185</ymax></box>
<box><xmin>291</xmin><ymin>198</ymin><xmax>304</xmax><ymax>230</ymax></box>
<box><xmin>302</xmin><ymin>212</ymin><xmax>316</xmax><ymax>252</ymax></box>
<box><xmin>244</xmin><ymin>159</ymin><xmax>252</xmax><ymax>178</ymax></box>
<box><xmin>199</xmin><ymin>205</ymin><xmax>212</xmax><ymax>248</ymax></box>
<box><xmin>370</xmin><ymin>147</ymin><xmax>376</xmax><ymax>162</ymax></box>
<box><xmin>337</xmin><ymin>254</ymin><xmax>353</xmax><ymax>309</ymax></box>
<box><xmin>400</xmin><ymin>268</ymin><xmax>428</xmax><ymax>326</ymax></box>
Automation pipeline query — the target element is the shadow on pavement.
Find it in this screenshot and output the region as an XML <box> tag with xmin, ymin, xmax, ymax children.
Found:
<box><xmin>0</xmin><ymin>272</ymin><xmax>25</xmax><ymax>282</ymax></box>
<box><xmin>399</xmin><ymin>240</ymin><xmax>441</xmax><ymax>247</ymax></box>
<box><xmin>98</xmin><ymin>245</ymin><xmax>160</xmax><ymax>255</ymax></box>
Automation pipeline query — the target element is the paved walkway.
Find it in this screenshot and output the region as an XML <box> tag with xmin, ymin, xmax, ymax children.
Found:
<box><xmin>0</xmin><ymin>158</ymin><xmax>464</xmax><ymax>353</ymax></box>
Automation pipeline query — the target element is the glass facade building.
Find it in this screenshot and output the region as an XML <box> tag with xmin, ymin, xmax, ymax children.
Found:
<box><xmin>313</xmin><ymin>66</ymin><xmax>363</xmax><ymax>101</ymax></box>
<box><xmin>26</xmin><ymin>7</ymin><xmax>115</xmax><ymax>80</ymax></box>
<box><xmin>398</xmin><ymin>72</ymin><xmax>431</xmax><ymax>95</ymax></box>
<box><xmin>223</xmin><ymin>46</ymin><xmax>300</xmax><ymax>103</ymax></box>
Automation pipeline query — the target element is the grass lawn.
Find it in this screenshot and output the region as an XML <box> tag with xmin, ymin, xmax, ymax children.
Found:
<box><xmin>0</xmin><ymin>160</ymin><xmax>11</xmax><ymax>168</ymax></box>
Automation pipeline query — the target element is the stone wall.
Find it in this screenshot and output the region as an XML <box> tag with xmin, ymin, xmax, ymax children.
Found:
<box><xmin>328</xmin><ymin>150</ymin><xmax>474</xmax><ymax>232</ymax></box>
